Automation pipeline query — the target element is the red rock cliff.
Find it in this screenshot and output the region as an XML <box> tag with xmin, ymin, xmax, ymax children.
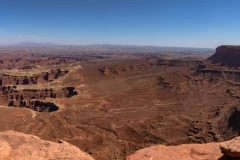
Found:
<box><xmin>209</xmin><ymin>45</ymin><xmax>240</xmax><ymax>67</ymax></box>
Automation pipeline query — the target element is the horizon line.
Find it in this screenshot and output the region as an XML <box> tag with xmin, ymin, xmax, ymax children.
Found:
<box><xmin>0</xmin><ymin>42</ymin><xmax>215</xmax><ymax>49</ymax></box>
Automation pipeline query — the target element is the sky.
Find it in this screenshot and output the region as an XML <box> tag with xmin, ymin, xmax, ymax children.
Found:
<box><xmin>0</xmin><ymin>0</ymin><xmax>240</xmax><ymax>48</ymax></box>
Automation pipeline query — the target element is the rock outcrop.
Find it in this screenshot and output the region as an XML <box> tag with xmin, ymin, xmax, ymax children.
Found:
<box><xmin>209</xmin><ymin>45</ymin><xmax>240</xmax><ymax>67</ymax></box>
<box><xmin>0</xmin><ymin>130</ymin><xmax>94</xmax><ymax>160</ymax></box>
<box><xmin>221</xmin><ymin>136</ymin><xmax>240</xmax><ymax>158</ymax></box>
<box><xmin>127</xmin><ymin>136</ymin><xmax>240</xmax><ymax>160</ymax></box>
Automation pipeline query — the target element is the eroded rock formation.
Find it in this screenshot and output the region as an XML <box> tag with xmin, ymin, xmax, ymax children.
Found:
<box><xmin>0</xmin><ymin>69</ymin><xmax>68</xmax><ymax>85</ymax></box>
<box><xmin>0</xmin><ymin>86</ymin><xmax>77</xmax><ymax>112</ymax></box>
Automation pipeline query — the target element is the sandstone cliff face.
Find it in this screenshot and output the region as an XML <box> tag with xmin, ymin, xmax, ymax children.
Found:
<box><xmin>209</xmin><ymin>45</ymin><xmax>240</xmax><ymax>67</ymax></box>
<box><xmin>0</xmin><ymin>130</ymin><xmax>94</xmax><ymax>160</ymax></box>
<box><xmin>127</xmin><ymin>136</ymin><xmax>240</xmax><ymax>160</ymax></box>
<box><xmin>0</xmin><ymin>86</ymin><xmax>77</xmax><ymax>112</ymax></box>
<box><xmin>0</xmin><ymin>69</ymin><xmax>68</xmax><ymax>86</ymax></box>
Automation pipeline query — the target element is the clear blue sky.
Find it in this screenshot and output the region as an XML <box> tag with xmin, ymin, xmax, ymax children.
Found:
<box><xmin>0</xmin><ymin>0</ymin><xmax>240</xmax><ymax>48</ymax></box>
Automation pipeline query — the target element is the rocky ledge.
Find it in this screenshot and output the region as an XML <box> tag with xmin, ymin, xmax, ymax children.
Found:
<box><xmin>0</xmin><ymin>130</ymin><xmax>94</xmax><ymax>160</ymax></box>
<box><xmin>127</xmin><ymin>136</ymin><xmax>240</xmax><ymax>160</ymax></box>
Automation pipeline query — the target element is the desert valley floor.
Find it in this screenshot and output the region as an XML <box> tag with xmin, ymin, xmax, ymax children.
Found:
<box><xmin>0</xmin><ymin>46</ymin><xmax>239</xmax><ymax>160</ymax></box>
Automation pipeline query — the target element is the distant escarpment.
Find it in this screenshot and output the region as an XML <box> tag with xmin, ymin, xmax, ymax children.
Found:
<box><xmin>209</xmin><ymin>45</ymin><xmax>240</xmax><ymax>67</ymax></box>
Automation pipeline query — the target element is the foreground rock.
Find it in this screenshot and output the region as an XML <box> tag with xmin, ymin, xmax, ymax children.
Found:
<box><xmin>127</xmin><ymin>137</ymin><xmax>240</xmax><ymax>160</ymax></box>
<box><xmin>0</xmin><ymin>130</ymin><xmax>94</xmax><ymax>160</ymax></box>
<box><xmin>221</xmin><ymin>136</ymin><xmax>240</xmax><ymax>158</ymax></box>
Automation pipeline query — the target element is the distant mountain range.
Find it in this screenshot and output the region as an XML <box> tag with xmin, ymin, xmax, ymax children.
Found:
<box><xmin>1</xmin><ymin>42</ymin><xmax>214</xmax><ymax>54</ymax></box>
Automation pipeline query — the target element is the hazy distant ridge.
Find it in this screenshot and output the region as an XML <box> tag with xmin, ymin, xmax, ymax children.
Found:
<box><xmin>2</xmin><ymin>42</ymin><xmax>214</xmax><ymax>54</ymax></box>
